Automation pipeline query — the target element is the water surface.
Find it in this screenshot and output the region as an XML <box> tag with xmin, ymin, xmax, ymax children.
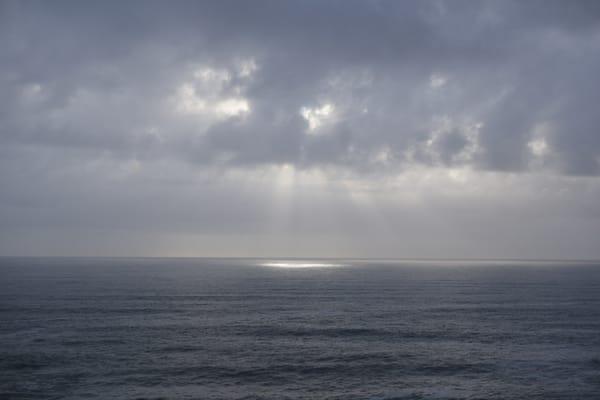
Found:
<box><xmin>1</xmin><ymin>258</ymin><xmax>600</xmax><ymax>399</ymax></box>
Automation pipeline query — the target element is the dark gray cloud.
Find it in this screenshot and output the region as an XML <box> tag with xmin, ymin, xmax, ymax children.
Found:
<box><xmin>1</xmin><ymin>1</ymin><xmax>600</xmax><ymax>257</ymax></box>
<box><xmin>2</xmin><ymin>0</ymin><xmax>600</xmax><ymax>173</ymax></box>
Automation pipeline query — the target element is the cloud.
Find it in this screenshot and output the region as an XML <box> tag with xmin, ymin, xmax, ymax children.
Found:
<box><xmin>2</xmin><ymin>1</ymin><xmax>600</xmax><ymax>174</ymax></box>
<box><xmin>1</xmin><ymin>1</ymin><xmax>600</xmax><ymax>257</ymax></box>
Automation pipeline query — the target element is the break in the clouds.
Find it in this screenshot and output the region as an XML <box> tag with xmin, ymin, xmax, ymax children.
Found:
<box><xmin>1</xmin><ymin>0</ymin><xmax>600</xmax><ymax>258</ymax></box>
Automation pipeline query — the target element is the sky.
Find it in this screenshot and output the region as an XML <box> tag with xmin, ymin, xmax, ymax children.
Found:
<box><xmin>1</xmin><ymin>0</ymin><xmax>600</xmax><ymax>259</ymax></box>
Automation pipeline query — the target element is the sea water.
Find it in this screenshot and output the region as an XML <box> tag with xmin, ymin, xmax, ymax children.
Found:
<box><xmin>1</xmin><ymin>257</ymin><xmax>600</xmax><ymax>399</ymax></box>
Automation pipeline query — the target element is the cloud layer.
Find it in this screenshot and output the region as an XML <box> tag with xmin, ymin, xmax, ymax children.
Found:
<box><xmin>1</xmin><ymin>1</ymin><xmax>600</xmax><ymax>258</ymax></box>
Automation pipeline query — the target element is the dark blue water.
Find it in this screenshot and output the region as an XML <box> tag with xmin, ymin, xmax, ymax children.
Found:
<box><xmin>1</xmin><ymin>258</ymin><xmax>600</xmax><ymax>399</ymax></box>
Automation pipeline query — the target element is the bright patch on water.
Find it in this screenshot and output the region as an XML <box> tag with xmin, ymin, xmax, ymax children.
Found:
<box><xmin>261</xmin><ymin>261</ymin><xmax>343</xmax><ymax>268</ymax></box>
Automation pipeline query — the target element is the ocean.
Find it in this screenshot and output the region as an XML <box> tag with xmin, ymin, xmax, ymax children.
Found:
<box><xmin>1</xmin><ymin>257</ymin><xmax>600</xmax><ymax>399</ymax></box>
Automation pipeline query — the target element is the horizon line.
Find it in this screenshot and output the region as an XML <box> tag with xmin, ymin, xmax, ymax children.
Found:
<box><xmin>1</xmin><ymin>255</ymin><xmax>599</xmax><ymax>263</ymax></box>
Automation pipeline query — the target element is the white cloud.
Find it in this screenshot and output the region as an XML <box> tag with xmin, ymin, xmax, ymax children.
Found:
<box><xmin>173</xmin><ymin>83</ymin><xmax>208</xmax><ymax>114</ymax></box>
<box><xmin>429</xmin><ymin>73</ymin><xmax>447</xmax><ymax>89</ymax></box>
<box><xmin>214</xmin><ymin>98</ymin><xmax>250</xmax><ymax>117</ymax></box>
<box><xmin>236</xmin><ymin>58</ymin><xmax>258</xmax><ymax>78</ymax></box>
<box><xmin>528</xmin><ymin>137</ymin><xmax>549</xmax><ymax>157</ymax></box>
<box><xmin>300</xmin><ymin>103</ymin><xmax>335</xmax><ymax>132</ymax></box>
<box><xmin>193</xmin><ymin>66</ymin><xmax>231</xmax><ymax>86</ymax></box>
<box><xmin>172</xmin><ymin>64</ymin><xmax>251</xmax><ymax>119</ymax></box>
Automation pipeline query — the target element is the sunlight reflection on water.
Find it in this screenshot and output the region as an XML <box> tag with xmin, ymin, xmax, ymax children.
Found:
<box><xmin>260</xmin><ymin>261</ymin><xmax>344</xmax><ymax>268</ymax></box>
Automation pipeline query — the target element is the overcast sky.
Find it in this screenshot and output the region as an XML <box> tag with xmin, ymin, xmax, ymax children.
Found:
<box><xmin>1</xmin><ymin>0</ymin><xmax>600</xmax><ymax>259</ymax></box>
